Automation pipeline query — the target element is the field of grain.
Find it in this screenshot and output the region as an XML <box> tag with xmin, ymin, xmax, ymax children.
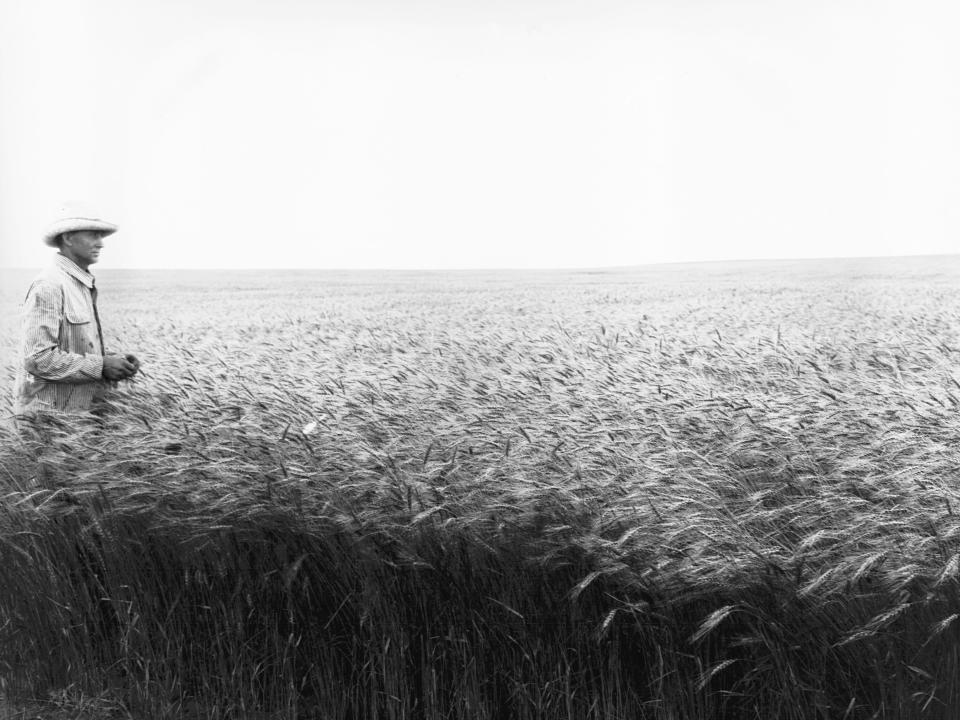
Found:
<box><xmin>2</xmin><ymin>257</ymin><xmax>960</xmax><ymax>719</ymax></box>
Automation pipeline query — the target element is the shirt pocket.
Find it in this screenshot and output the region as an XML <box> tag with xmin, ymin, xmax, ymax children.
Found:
<box><xmin>63</xmin><ymin>301</ymin><xmax>96</xmax><ymax>354</ymax></box>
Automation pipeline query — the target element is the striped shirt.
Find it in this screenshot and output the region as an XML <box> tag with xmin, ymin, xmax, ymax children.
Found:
<box><xmin>12</xmin><ymin>254</ymin><xmax>110</xmax><ymax>414</ymax></box>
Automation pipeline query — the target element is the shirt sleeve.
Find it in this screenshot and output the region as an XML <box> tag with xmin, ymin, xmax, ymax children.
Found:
<box><xmin>20</xmin><ymin>280</ymin><xmax>104</xmax><ymax>383</ymax></box>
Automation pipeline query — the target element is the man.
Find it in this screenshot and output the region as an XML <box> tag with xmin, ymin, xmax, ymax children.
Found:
<box><xmin>12</xmin><ymin>204</ymin><xmax>141</xmax><ymax>417</ymax></box>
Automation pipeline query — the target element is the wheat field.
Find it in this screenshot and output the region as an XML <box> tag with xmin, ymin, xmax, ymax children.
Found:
<box><xmin>2</xmin><ymin>257</ymin><xmax>960</xmax><ymax>719</ymax></box>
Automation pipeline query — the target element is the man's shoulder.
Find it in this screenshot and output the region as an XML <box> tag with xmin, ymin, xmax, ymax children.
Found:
<box><xmin>24</xmin><ymin>267</ymin><xmax>68</xmax><ymax>300</ymax></box>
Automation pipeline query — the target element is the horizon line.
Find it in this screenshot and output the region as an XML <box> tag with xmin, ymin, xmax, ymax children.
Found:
<box><xmin>1</xmin><ymin>252</ymin><xmax>958</xmax><ymax>273</ymax></box>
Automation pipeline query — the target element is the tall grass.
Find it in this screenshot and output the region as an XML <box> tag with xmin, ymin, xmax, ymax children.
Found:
<box><xmin>2</xmin><ymin>262</ymin><xmax>960</xmax><ymax>718</ymax></box>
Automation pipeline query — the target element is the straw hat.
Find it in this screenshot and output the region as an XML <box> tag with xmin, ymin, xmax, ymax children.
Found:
<box><xmin>43</xmin><ymin>203</ymin><xmax>118</xmax><ymax>246</ymax></box>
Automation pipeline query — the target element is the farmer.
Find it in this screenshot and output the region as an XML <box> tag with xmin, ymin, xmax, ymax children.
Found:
<box><xmin>11</xmin><ymin>204</ymin><xmax>141</xmax><ymax>419</ymax></box>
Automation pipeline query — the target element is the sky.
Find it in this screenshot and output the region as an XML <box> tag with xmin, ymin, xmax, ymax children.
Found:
<box><xmin>0</xmin><ymin>0</ymin><xmax>957</xmax><ymax>270</ymax></box>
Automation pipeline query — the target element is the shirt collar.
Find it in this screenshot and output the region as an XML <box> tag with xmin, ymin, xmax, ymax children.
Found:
<box><xmin>54</xmin><ymin>253</ymin><xmax>96</xmax><ymax>289</ymax></box>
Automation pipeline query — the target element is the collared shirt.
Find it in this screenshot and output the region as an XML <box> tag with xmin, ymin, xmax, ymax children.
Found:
<box><xmin>12</xmin><ymin>254</ymin><xmax>109</xmax><ymax>414</ymax></box>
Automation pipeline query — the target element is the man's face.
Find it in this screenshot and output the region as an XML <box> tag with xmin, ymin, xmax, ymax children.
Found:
<box><xmin>62</xmin><ymin>230</ymin><xmax>107</xmax><ymax>267</ymax></box>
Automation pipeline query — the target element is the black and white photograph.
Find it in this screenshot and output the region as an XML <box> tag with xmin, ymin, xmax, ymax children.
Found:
<box><xmin>1</xmin><ymin>0</ymin><xmax>959</xmax><ymax>718</ymax></box>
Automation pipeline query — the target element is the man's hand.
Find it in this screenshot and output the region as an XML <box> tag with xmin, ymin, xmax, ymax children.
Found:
<box><xmin>103</xmin><ymin>354</ymin><xmax>138</xmax><ymax>381</ymax></box>
<box><xmin>124</xmin><ymin>353</ymin><xmax>142</xmax><ymax>377</ymax></box>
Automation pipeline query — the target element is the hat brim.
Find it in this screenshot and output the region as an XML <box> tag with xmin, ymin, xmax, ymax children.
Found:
<box><xmin>43</xmin><ymin>218</ymin><xmax>118</xmax><ymax>246</ymax></box>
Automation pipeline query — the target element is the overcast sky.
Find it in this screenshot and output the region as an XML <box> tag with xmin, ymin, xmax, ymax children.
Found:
<box><xmin>0</xmin><ymin>0</ymin><xmax>957</xmax><ymax>270</ymax></box>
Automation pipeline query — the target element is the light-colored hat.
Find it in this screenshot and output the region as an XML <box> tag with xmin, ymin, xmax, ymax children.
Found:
<box><xmin>43</xmin><ymin>203</ymin><xmax>118</xmax><ymax>246</ymax></box>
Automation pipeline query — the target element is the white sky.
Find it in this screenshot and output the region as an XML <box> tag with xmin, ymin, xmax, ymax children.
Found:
<box><xmin>0</xmin><ymin>0</ymin><xmax>957</xmax><ymax>270</ymax></box>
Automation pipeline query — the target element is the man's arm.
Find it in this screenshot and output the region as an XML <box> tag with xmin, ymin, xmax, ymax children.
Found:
<box><xmin>21</xmin><ymin>281</ymin><xmax>105</xmax><ymax>382</ymax></box>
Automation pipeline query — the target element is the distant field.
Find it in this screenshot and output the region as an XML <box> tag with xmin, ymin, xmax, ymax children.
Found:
<box><xmin>2</xmin><ymin>255</ymin><xmax>960</xmax><ymax>719</ymax></box>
